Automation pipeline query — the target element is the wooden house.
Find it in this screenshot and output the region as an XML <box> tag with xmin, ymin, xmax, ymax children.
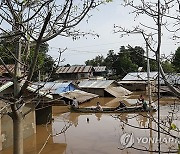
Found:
<box><xmin>119</xmin><ymin>72</ymin><xmax>158</xmax><ymax>92</ymax></box>
<box><xmin>0</xmin><ymin>82</ymin><xmax>43</xmax><ymax>150</ymax></box>
<box><xmin>93</xmin><ymin>66</ymin><xmax>107</xmax><ymax>77</ymax></box>
<box><xmin>158</xmin><ymin>73</ymin><xmax>180</xmax><ymax>95</ymax></box>
<box><xmin>55</xmin><ymin>66</ymin><xmax>94</xmax><ymax>80</ymax></box>
<box><xmin>0</xmin><ymin>64</ymin><xmax>25</xmax><ymax>86</ymax></box>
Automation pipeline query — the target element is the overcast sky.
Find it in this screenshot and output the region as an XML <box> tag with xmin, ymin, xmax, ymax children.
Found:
<box><xmin>48</xmin><ymin>0</ymin><xmax>179</xmax><ymax>66</ymax></box>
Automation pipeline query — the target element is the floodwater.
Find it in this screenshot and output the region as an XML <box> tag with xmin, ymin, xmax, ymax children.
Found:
<box><xmin>1</xmin><ymin>95</ymin><xmax>180</xmax><ymax>154</ymax></box>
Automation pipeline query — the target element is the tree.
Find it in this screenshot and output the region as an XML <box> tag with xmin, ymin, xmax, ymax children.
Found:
<box><xmin>162</xmin><ymin>60</ymin><xmax>175</xmax><ymax>73</ymax></box>
<box><xmin>112</xmin><ymin>46</ymin><xmax>138</xmax><ymax>79</ymax></box>
<box><xmin>113</xmin><ymin>0</ymin><xmax>180</xmax><ymax>153</ymax></box>
<box><xmin>0</xmin><ymin>42</ymin><xmax>55</xmax><ymax>81</ymax></box>
<box><xmin>103</xmin><ymin>50</ymin><xmax>116</xmax><ymax>68</ymax></box>
<box><xmin>85</xmin><ymin>46</ymin><xmax>157</xmax><ymax>79</ymax></box>
<box><xmin>27</xmin><ymin>43</ymin><xmax>55</xmax><ymax>81</ymax></box>
<box><xmin>172</xmin><ymin>47</ymin><xmax>180</xmax><ymax>72</ymax></box>
<box><xmin>85</xmin><ymin>55</ymin><xmax>105</xmax><ymax>66</ymax></box>
<box><xmin>128</xmin><ymin>46</ymin><xmax>145</xmax><ymax>67</ymax></box>
<box><xmin>115</xmin><ymin>0</ymin><xmax>180</xmax><ymax>96</ymax></box>
<box><xmin>0</xmin><ymin>1</ymin><xmax>105</xmax><ymax>154</ymax></box>
<box><xmin>0</xmin><ymin>44</ymin><xmax>15</xmax><ymax>64</ymax></box>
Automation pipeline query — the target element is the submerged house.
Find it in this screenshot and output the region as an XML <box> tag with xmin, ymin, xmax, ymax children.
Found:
<box><xmin>31</xmin><ymin>81</ymin><xmax>76</xmax><ymax>105</ymax></box>
<box><xmin>0</xmin><ymin>81</ymin><xmax>53</xmax><ymax>150</ymax></box>
<box><xmin>31</xmin><ymin>81</ymin><xmax>98</xmax><ymax>105</ymax></box>
<box><xmin>60</xmin><ymin>89</ymin><xmax>99</xmax><ymax>104</ymax></box>
<box><xmin>120</xmin><ymin>72</ymin><xmax>180</xmax><ymax>95</ymax></box>
<box><xmin>56</xmin><ymin>66</ymin><xmax>94</xmax><ymax>80</ymax></box>
<box><xmin>158</xmin><ymin>73</ymin><xmax>180</xmax><ymax>95</ymax></box>
<box><xmin>119</xmin><ymin>72</ymin><xmax>158</xmax><ymax>92</ymax></box>
<box><xmin>29</xmin><ymin>81</ymin><xmax>76</xmax><ymax>124</ymax></box>
<box><xmin>78</xmin><ymin>80</ymin><xmax>132</xmax><ymax>97</ymax></box>
<box><xmin>0</xmin><ymin>64</ymin><xmax>14</xmax><ymax>77</ymax></box>
<box><xmin>93</xmin><ymin>66</ymin><xmax>107</xmax><ymax>77</ymax></box>
<box><xmin>0</xmin><ymin>65</ymin><xmax>14</xmax><ymax>85</ymax></box>
<box><xmin>0</xmin><ymin>64</ymin><xmax>26</xmax><ymax>86</ymax></box>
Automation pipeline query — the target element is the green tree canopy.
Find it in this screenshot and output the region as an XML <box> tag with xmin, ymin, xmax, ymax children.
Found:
<box><xmin>162</xmin><ymin>60</ymin><xmax>175</xmax><ymax>73</ymax></box>
<box><xmin>84</xmin><ymin>45</ymin><xmax>175</xmax><ymax>79</ymax></box>
<box><xmin>104</xmin><ymin>50</ymin><xmax>117</xmax><ymax>69</ymax></box>
<box><xmin>85</xmin><ymin>55</ymin><xmax>104</xmax><ymax>66</ymax></box>
<box><xmin>112</xmin><ymin>46</ymin><xmax>138</xmax><ymax>79</ymax></box>
<box><xmin>28</xmin><ymin>43</ymin><xmax>55</xmax><ymax>81</ymax></box>
<box><xmin>172</xmin><ymin>47</ymin><xmax>180</xmax><ymax>72</ymax></box>
<box><xmin>0</xmin><ymin>42</ymin><xmax>55</xmax><ymax>81</ymax></box>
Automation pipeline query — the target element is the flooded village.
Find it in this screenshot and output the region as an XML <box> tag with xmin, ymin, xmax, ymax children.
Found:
<box><xmin>0</xmin><ymin>1</ymin><xmax>180</xmax><ymax>154</ymax></box>
<box><xmin>0</xmin><ymin>65</ymin><xmax>180</xmax><ymax>154</ymax></box>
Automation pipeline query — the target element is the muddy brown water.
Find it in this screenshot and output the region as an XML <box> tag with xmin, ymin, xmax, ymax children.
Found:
<box><xmin>1</xmin><ymin>96</ymin><xmax>180</xmax><ymax>154</ymax></box>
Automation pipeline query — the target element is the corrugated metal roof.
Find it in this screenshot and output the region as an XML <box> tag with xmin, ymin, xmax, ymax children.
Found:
<box><xmin>78</xmin><ymin>80</ymin><xmax>115</xmax><ymax>89</ymax></box>
<box><xmin>0</xmin><ymin>81</ymin><xmax>13</xmax><ymax>93</ymax></box>
<box><xmin>122</xmin><ymin>72</ymin><xmax>180</xmax><ymax>85</ymax></box>
<box><xmin>0</xmin><ymin>64</ymin><xmax>25</xmax><ymax>75</ymax></box>
<box><xmin>122</xmin><ymin>72</ymin><xmax>158</xmax><ymax>81</ymax></box>
<box><xmin>56</xmin><ymin>66</ymin><xmax>93</xmax><ymax>74</ymax></box>
<box><xmin>93</xmin><ymin>66</ymin><xmax>106</xmax><ymax>72</ymax></box>
<box><xmin>105</xmin><ymin>86</ymin><xmax>132</xmax><ymax>97</ymax></box>
<box><xmin>26</xmin><ymin>86</ymin><xmax>53</xmax><ymax>99</ymax></box>
<box><xmin>31</xmin><ymin>82</ymin><xmax>75</xmax><ymax>94</ymax></box>
<box><xmin>0</xmin><ymin>81</ymin><xmax>53</xmax><ymax>99</ymax></box>
<box><xmin>159</xmin><ymin>73</ymin><xmax>180</xmax><ymax>85</ymax></box>
<box><xmin>119</xmin><ymin>81</ymin><xmax>147</xmax><ymax>84</ymax></box>
<box><xmin>0</xmin><ymin>65</ymin><xmax>14</xmax><ymax>75</ymax></box>
<box><xmin>60</xmin><ymin>89</ymin><xmax>98</xmax><ymax>103</ymax></box>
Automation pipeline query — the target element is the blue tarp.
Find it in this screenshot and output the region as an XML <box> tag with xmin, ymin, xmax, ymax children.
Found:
<box><xmin>31</xmin><ymin>82</ymin><xmax>76</xmax><ymax>94</ymax></box>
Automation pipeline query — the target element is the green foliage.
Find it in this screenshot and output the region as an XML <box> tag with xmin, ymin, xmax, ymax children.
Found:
<box><xmin>162</xmin><ymin>60</ymin><xmax>175</xmax><ymax>73</ymax></box>
<box><xmin>104</xmin><ymin>50</ymin><xmax>117</xmax><ymax>69</ymax></box>
<box><xmin>170</xmin><ymin>123</ymin><xmax>177</xmax><ymax>130</ymax></box>
<box><xmin>64</xmin><ymin>64</ymin><xmax>71</xmax><ymax>67</ymax></box>
<box><xmin>0</xmin><ymin>46</ymin><xmax>14</xmax><ymax>64</ymax></box>
<box><xmin>85</xmin><ymin>46</ymin><xmax>146</xmax><ymax>79</ymax></box>
<box><xmin>172</xmin><ymin>47</ymin><xmax>180</xmax><ymax>72</ymax></box>
<box><xmin>178</xmin><ymin>144</ymin><xmax>180</xmax><ymax>154</ymax></box>
<box><xmin>28</xmin><ymin>43</ymin><xmax>55</xmax><ymax>81</ymax></box>
<box><xmin>84</xmin><ymin>45</ymin><xmax>180</xmax><ymax>79</ymax></box>
<box><xmin>85</xmin><ymin>55</ymin><xmax>104</xmax><ymax>66</ymax></box>
<box><xmin>149</xmin><ymin>59</ymin><xmax>158</xmax><ymax>71</ymax></box>
<box><xmin>112</xmin><ymin>46</ymin><xmax>138</xmax><ymax>78</ymax></box>
<box><xmin>0</xmin><ymin>41</ymin><xmax>17</xmax><ymax>64</ymax></box>
<box><xmin>0</xmin><ymin>42</ymin><xmax>55</xmax><ymax>81</ymax></box>
<box><xmin>106</xmin><ymin>0</ymin><xmax>113</xmax><ymax>2</ymax></box>
<box><xmin>128</xmin><ymin>45</ymin><xmax>145</xmax><ymax>67</ymax></box>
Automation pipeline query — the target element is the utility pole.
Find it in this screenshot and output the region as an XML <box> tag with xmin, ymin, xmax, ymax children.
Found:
<box><xmin>157</xmin><ymin>0</ymin><xmax>161</xmax><ymax>153</ymax></box>
<box><xmin>146</xmin><ymin>39</ymin><xmax>152</xmax><ymax>106</ymax></box>
<box><xmin>146</xmin><ymin>38</ymin><xmax>153</xmax><ymax>153</ymax></box>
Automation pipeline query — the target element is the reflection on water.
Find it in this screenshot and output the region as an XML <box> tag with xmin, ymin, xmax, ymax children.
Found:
<box><xmin>136</xmin><ymin>113</ymin><xmax>148</xmax><ymax>128</ymax></box>
<box><xmin>0</xmin><ymin>97</ymin><xmax>180</xmax><ymax>154</ymax></box>
<box><xmin>95</xmin><ymin>113</ymin><xmax>102</xmax><ymax>121</ymax></box>
<box><xmin>51</xmin><ymin>112</ymin><xmax>159</xmax><ymax>154</ymax></box>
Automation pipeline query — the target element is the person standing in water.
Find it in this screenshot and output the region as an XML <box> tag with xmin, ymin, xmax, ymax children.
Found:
<box><xmin>72</xmin><ymin>97</ymin><xmax>79</xmax><ymax>108</ymax></box>
<box><xmin>96</xmin><ymin>102</ymin><xmax>103</xmax><ymax>111</ymax></box>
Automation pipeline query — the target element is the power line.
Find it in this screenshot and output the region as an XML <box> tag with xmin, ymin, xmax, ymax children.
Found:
<box><xmin>48</xmin><ymin>41</ymin><xmax>176</xmax><ymax>52</ymax></box>
<box><xmin>46</xmin><ymin>39</ymin><xmax>177</xmax><ymax>58</ymax></box>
